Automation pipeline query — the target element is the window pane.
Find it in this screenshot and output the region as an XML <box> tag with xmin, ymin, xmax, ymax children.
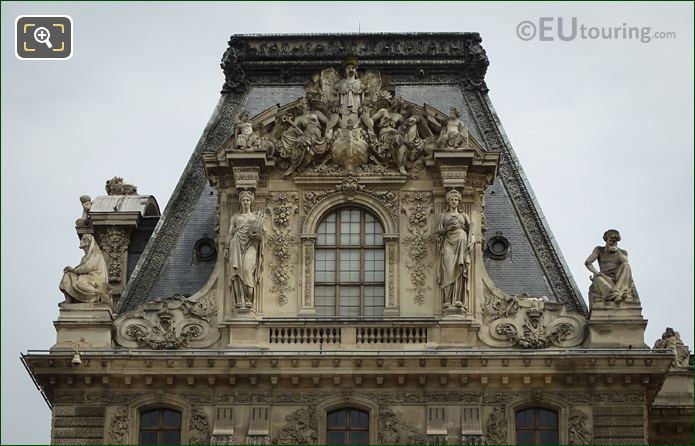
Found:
<box><xmin>516</xmin><ymin>430</ymin><xmax>534</xmax><ymax>445</ymax></box>
<box><xmin>339</xmin><ymin>250</ymin><xmax>361</xmax><ymax>282</ymax></box>
<box><xmin>163</xmin><ymin>410</ymin><xmax>181</xmax><ymax>429</ymax></box>
<box><xmin>140</xmin><ymin>410</ymin><xmax>160</xmax><ymax>429</ymax></box>
<box><xmin>349</xmin><ymin>431</ymin><xmax>369</xmax><ymax>445</ymax></box>
<box><xmin>315</xmin><ymin>250</ymin><xmax>336</xmax><ymax>282</ymax></box>
<box><xmin>315</xmin><ymin>286</ymin><xmax>336</xmax><ymax>316</ymax></box>
<box><xmin>340</xmin><ymin>209</ymin><xmax>361</xmax><ymax>246</ymax></box>
<box><xmin>364</xmin><ymin>213</ymin><xmax>384</xmax><ymax>246</ymax></box>
<box><xmin>350</xmin><ymin>409</ymin><xmax>369</xmax><ymax>428</ymax></box>
<box><xmin>162</xmin><ymin>430</ymin><xmax>181</xmax><ymax>445</ymax></box>
<box><xmin>364</xmin><ymin>249</ymin><xmax>385</xmax><ymax>282</ymax></box>
<box><xmin>328</xmin><ymin>410</ymin><xmax>347</xmax><ymax>428</ymax></box>
<box><xmin>327</xmin><ymin>431</ymin><xmax>346</xmax><ymax>445</ymax></box>
<box><xmin>539</xmin><ymin>430</ymin><xmax>558</xmax><ymax>445</ymax></box>
<box><xmin>317</xmin><ymin>214</ymin><xmax>336</xmax><ymax>246</ymax></box>
<box><xmin>516</xmin><ymin>409</ymin><xmax>533</xmax><ymax>428</ymax></box>
<box><xmin>538</xmin><ymin>410</ymin><xmax>557</xmax><ymax>428</ymax></box>
<box><xmin>140</xmin><ymin>431</ymin><xmax>158</xmax><ymax>445</ymax></box>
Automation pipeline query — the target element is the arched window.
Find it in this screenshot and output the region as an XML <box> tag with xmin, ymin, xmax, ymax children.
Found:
<box><xmin>326</xmin><ymin>408</ymin><xmax>369</xmax><ymax>444</ymax></box>
<box><xmin>139</xmin><ymin>408</ymin><xmax>182</xmax><ymax>445</ymax></box>
<box><xmin>315</xmin><ymin>207</ymin><xmax>385</xmax><ymax>317</ymax></box>
<box><xmin>515</xmin><ymin>407</ymin><xmax>559</xmax><ymax>445</ymax></box>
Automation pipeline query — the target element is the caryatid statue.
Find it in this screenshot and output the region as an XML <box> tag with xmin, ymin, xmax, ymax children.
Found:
<box><xmin>225</xmin><ymin>190</ymin><xmax>265</xmax><ymax>309</ymax></box>
<box><xmin>59</xmin><ymin>234</ymin><xmax>112</xmax><ymax>306</ymax></box>
<box><xmin>436</xmin><ymin>188</ymin><xmax>474</xmax><ymax>311</ymax></box>
<box><xmin>585</xmin><ymin>229</ymin><xmax>638</xmax><ymax>303</ymax></box>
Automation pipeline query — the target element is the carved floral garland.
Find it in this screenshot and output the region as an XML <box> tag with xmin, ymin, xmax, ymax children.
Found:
<box><xmin>268</xmin><ymin>193</ymin><xmax>298</xmax><ymax>306</ymax></box>
<box><xmin>401</xmin><ymin>192</ymin><xmax>433</xmax><ymax>305</ymax></box>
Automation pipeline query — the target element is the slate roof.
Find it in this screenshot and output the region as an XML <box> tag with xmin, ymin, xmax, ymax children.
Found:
<box><xmin>118</xmin><ymin>33</ymin><xmax>587</xmax><ymax>315</ymax></box>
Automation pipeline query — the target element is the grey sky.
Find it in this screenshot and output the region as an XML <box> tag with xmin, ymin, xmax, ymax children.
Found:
<box><xmin>1</xmin><ymin>2</ymin><xmax>692</xmax><ymax>444</ymax></box>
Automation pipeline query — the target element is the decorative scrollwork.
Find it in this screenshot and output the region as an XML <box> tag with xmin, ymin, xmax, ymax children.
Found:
<box><xmin>479</xmin><ymin>292</ymin><xmax>586</xmax><ymax>349</ymax></box>
<box><xmin>303</xmin><ymin>177</ymin><xmax>399</xmax><ymax>223</ymax></box>
<box><xmin>115</xmin><ymin>295</ymin><xmax>220</xmax><ymax>349</ymax></box>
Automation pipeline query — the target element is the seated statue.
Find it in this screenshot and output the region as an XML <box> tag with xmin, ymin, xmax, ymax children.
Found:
<box><xmin>436</xmin><ymin>107</ymin><xmax>469</xmax><ymax>149</ymax></box>
<box><xmin>59</xmin><ymin>234</ymin><xmax>111</xmax><ymax>306</ymax></box>
<box><xmin>585</xmin><ymin>229</ymin><xmax>638</xmax><ymax>304</ymax></box>
<box><xmin>654</xmin><ymin>327</ymin><xmax>691</xmax><ymax>368</ymax></box>
<box><xmin>75</xmin><ymin>195</ymin><xmax>92</xmax><ymax>226</ymax></box>
<box><xmin>234</xmin><ymin>110</ymin><xmax>261</xmax><ymax>151</ymax></box>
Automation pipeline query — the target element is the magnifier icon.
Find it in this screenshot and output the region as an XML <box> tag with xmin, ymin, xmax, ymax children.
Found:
<box><xmin>33</xmin><ymin>26</ymin><xmax>53</xmax><ymax>49</ymax></box>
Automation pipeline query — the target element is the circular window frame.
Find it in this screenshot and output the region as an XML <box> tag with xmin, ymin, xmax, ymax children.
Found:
<box><xmin>487</xmin><ymin>234</ymin><xmax>510</xmax><ymax>260</ymax></box>
<box><xmin>193</xmin><ymin>235</ymin><xmax>217</xmax><ymax>262</ymax></box>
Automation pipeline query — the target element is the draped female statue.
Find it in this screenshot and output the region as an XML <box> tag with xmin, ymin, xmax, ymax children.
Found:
<box><xmin>436</xmin><ymin>189</ymin><xmax>473</xmax><ymax>311</ymax></box>
<box><xmin>225</xmin><ymin>190</ymin><xmax>264</xmax><ymax>309</ymax></box>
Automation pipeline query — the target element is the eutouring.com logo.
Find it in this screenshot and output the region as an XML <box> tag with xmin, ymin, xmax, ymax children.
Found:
<box><xmin>516</xmin><ymin>17</ymin><xmax>676</xmax><ymax>43</ymax></box>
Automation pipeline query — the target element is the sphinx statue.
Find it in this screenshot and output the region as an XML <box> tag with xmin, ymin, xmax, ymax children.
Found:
<box><xmin>59</xmin><ymin>234</ymin><xmax>111</xmax><ymax>306</ymax></box>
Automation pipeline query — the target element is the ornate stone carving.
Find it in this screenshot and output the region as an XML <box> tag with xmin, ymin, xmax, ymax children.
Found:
<box><xmin>268</xmin><ymin>192</ymin><xmax>299</xmax><ymax>305</ymax></box>
<box><xmin>59</xmin><ymin>234</ymin><xmax>112</xmax><ymax>306</ymax></box>
<box><xmin>568</xmin><ymin>407</ymin><xmax>591</xmax><ymax>445</ymax></box>
<box><xmin>303</xmin><ymin>243</ymin><xmax>314</xmax><ymax>307</ymax></box>
<box><xmin>105</xmin><ymin>176</ymin><xmax>137</xmax><ymax>195</ymax></box>
<box><xmin>189</xmin><ymin>409</ymin><xmax>211</xmax><ymax>445</ymax></box>
<box><xmin>480</xmin><ymin>293</ymin><xmax>586</xmax><ymax>349</ymax></box>
<box><xmin>495</xmin><ymin>309</ymin><xmax>573</xmax><ymax>349</ymax></box>
<box><xmin>75</xmin><ymin>195</ymin><xmax>92</xmax><ymax>226</ymax></box>
<box><xmin>387</xmin><ymin>244</ymin><xmax>396</xmax><ymax>306</ymax></box>
<box><xmin>379</xmin><ymin>408</ymin><xmax>426</xmax><ymax>444</ymax></box>
<box><xmin>217</xmin><ymin>62</ymin><xmax>483</xmax><ymax>178</ymax></box>
<box><xmin>107</xmin><ymin>408</ymin><xmax>129</xmax><ymax>444</ymax></box>
<box><xmin>484</xmin><ymin>406</ymin><xmax>507</xmax><ymax>445</ymax></box>
<box><xmin>436</xmin><ymin>188</ymin><xmax>473</xmax><ymax>313</ymax></box>
<box><xmin>481</xmin><ymin>287</ymin><xmax>520</xmax><ymax>322</ymax></box>
<box><xmin>402</xmin><ymin>192</ymin><xmax>434</xmax><ymax>304</ymax></box>
<box><xmin>220</xmin><ymin>34</ymin><xmax>488</xmax><ymax>91</ymax></box>
<box><xmin>303</xmin><ymin>177</ymin><xmax>399</xmax><ymax>223</ymax></box>
<box><xmin>654</xmin><ymin>327</ymin><xmax>692</xmax><ymax>368</ymax></box>
<box><xmin>225</xmin><ymin>189</ymin><xmax>266</xmax><ymax>310</ymax></box>
<box><xmin>220</xmin><ymin>36</ymin><xmax>249</xmax><ymax>93</ymax></box>
<box><xmin>585</xmin><ymin>229</ymin><xmax>639</xmax><ymax>305</ymax></box>
<box><xmin>278</xmin><ymin>407</ymin><xmax>317</xmax><ymax>444</ymax></box>
<box><xmin>114</xmin><ymin>295</ymin><xmax>220</xmax><ymax>349</ymax></box>
<box><xmin>190</xmin><ymin>291</ymin><xmax>218</xmax><ymax>322</ymax></box>
<box><xmin>95</xmin><ymin>227</ymin><xmax>131</xmax><ymax>284</ymax></box>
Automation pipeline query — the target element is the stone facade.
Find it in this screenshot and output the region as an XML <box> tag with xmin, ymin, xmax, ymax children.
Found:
<box><xmin>23</xmin><ymin>33</ymin><xmax>692</xmax><ymax>445</ymax></box>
